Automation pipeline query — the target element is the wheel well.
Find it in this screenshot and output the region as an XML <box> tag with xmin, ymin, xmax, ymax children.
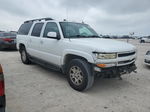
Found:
<box><xmin>62</xmin><ymin>54</ymin><xmax>88</xmax><ymax>74</ymax></box>
<box><xmin>19</xmin><ymin>44</ymin><xmax>25</xmax><ymax>52</ymax></box>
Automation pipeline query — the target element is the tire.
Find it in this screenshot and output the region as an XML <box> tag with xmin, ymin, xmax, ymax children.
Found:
<box><xmin>0</xmin><ymin>108</ymin><xmax>5</xmax><ymax>112</ymax></box>
<box><xmin>141</xmin><ymin>40</ymin><xmax>145</xmax><ymax>43</ymax></box>
<box><xmin>66</xmin><ymin>59</ymin><xmax>94</xmax><ymax>91</ymax></box>
<box><xmin>20</xmin><ymin>46</ymin><xmax>31</xmax><ymax>64</ymax></box>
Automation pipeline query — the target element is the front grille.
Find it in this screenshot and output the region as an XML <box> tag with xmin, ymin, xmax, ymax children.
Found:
<box><xmin>118</xmin><ymin>58</ymin><xmax>135</xmax><ymax>64</ymax></box>
<box><xmin>118</xmin><ymin>52</ymin><xmax>135</xmax><ymax>57</ymax></box>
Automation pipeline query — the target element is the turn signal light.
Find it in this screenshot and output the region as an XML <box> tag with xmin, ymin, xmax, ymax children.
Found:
<box><xmin>2</xmin><ymin>38</ymin><xmax>13</xmax><ymax>42</ymax></box>
<box><xmin>96</xmin><ymin>64</ymin><xmax>106</xmax><ymax>68</ymax></box>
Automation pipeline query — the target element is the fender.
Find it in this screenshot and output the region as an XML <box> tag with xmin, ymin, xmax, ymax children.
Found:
<box><xmin>61</xmin><ymin>49</ymin><xmax>95</xmax><ymax>65</ymax></box>
<box><xmin>17</xmin><ymin>35</ymin><xmax>29</xmax><ymax>50</ymax></box>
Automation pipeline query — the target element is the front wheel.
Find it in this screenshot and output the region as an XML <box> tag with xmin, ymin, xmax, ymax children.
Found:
<box><xmin>20</xmin><ymin>47</ymin><xmax>31</xmax><ymax>64</ymax></box>
<box><xmin>67</xmin><ymin>59</ymin><xmax>94</xmax><ymax>91</ymax></box>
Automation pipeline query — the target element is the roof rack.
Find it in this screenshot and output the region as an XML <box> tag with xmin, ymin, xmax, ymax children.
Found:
<box><xmin>24</xmin><ymin>18</ymin><xmax>54</xmax><ymax>23</ymax></box>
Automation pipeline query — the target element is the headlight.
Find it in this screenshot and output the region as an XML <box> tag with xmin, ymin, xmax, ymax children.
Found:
<box><xmin>146</xmin><ymin>51</ymin><xmax>150</xmax><ymax>55</ymax></box>
<box><xmin>95</xmin><ymin>53</ymin><xmax>117</xmax><ymax>59</ymax></box>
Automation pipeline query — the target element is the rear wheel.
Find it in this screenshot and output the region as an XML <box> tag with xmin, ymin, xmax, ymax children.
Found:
<box><xmin>67</xmin><ymin>59</ymin><xmax>94</xmax><ymax>91</ymax></box>
<box><xmin>20</xmin><ymin>46</ymin><xmax>31</xmax><ymax>64</ymax></box>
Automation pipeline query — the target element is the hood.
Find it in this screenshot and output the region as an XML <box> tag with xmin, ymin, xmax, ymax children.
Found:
<box><xmin>70</xmin><ymin>38</ymin><xmax>136</xmax><ymax>53</ymax></box>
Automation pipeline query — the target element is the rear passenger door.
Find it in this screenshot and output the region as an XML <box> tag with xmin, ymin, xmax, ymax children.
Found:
<box><xmin>28</xmin><ymin>22</ymin><xmax>44</xmax><ymax>58</ymax></box>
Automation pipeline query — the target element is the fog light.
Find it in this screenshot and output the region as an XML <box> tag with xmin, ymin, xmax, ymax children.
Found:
<box><xmin>94</xmin><ymin>67</ymin><xmax>101</xmax><ymax>72</ymax></box>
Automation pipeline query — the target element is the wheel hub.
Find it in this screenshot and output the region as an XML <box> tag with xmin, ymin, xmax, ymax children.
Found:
<box><xmin>69</xmin><ymin>66</ymin><xmax>83</xmax><ymax>86</ymax></box>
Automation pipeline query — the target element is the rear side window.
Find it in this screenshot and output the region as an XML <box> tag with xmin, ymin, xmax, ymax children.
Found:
<box><xmin>18</xmin><ymin>22</ymin><xmax>33</xmax><ymax>35</ymax></box>
<box><xmin>31</xmin><ymin>23</ymin><xmax>44</xmax><ymax>37</ymax></box>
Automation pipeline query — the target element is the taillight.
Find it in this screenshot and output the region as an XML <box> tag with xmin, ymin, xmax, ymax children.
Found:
<box><xmin>2</xmin><ymin>38</ymin><xmax>13</xmax><ymax>42</ymax></box>
<box><xmin>0</xmin><ymin>64</ymin><xmax>5</xmax><ymax>96</ymax></box>
<box><xmin>0</xmin><ymin>65</ymin><xmax>3</xmax><ymax>74</ymax></box>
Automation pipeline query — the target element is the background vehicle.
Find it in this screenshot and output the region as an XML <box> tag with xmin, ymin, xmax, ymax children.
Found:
<box><xmin>17</xmin><ymin>18</ymin><xmax>137</xmax><ymax>91</ymax></box>
<box><xmin>145</xmin><ymin>50</ymin><xmax>150</xmax><ymax>66</ymax></box>
<box><xmin>140</xmin><ymin>36</ymin><xmax>150</xmax><ymax>43</ymax></box>
<box><xmin>0</xmin><ymin>64</ymin><xmax>5</xmax><ymax>112</ymax></box>
<box><xmin>0</xmin><ymin>32</ymin><xmax>17</xmax><ymax>50</ymax></box>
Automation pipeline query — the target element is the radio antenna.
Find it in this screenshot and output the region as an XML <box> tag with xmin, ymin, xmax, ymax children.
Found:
<box><xmin>66</xmin><ymin>6</ymin><xmax>69</xmax><ymax>21</ymax></box>
<box><xmin>82</xmin><ymin>11</ymin><xmax>87</xmax><ymax>24</ymax></box>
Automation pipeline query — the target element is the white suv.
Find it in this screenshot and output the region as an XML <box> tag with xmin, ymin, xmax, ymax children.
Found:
<box><xmin>17</xmin><ymin>18</ymin><xmax>137</xmax><ymax>91</ymax></box>
<box><xmin>145</xmin><ymin>51</ymin><xmax>150</xmax><ymax>66</ymax></box>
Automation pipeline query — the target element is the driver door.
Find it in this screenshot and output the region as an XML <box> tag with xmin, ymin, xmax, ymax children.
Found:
<box><xmin>40</xmin><ymin>22</ymin><xmax>62</xmax><ymax>65</ymax></box>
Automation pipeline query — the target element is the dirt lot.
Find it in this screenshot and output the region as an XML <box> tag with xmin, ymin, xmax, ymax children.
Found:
<box><xmin>0</xmin><ymin>39</ymin><xmax>150</xmax><ymax>112</ymax></box>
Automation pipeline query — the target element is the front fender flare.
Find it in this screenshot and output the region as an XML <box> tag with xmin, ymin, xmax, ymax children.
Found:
<box><xmin>61</xmin><ymin>49</ymin><xmax>95</xmax><ymax>65</ymax></box>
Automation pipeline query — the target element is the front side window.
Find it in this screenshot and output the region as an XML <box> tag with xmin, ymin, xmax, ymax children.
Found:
<box><xmin>43</xmin><ymin>22</ymin><xmax>60</xmax><ymax>38</ymax></box>
<box><xmin>31</xmin><ymin>23</ymin><xmax>44</xmax><ymax>37</ymax></box>
<box><xmin>60</xmin><ymin>22</ymin><xmax>99</xmax><ymax>38</ymax></box>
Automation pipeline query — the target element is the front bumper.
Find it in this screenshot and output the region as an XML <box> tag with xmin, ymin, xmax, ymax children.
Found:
<box><xmin>94</xmin><ymin>63</ymin><xmax>137</xmax><ymax>78</ymax></box>
<box><xmin>0</xmin><ymin>95</ymin><xmax>5</xmax><ymax>108</ymax></box>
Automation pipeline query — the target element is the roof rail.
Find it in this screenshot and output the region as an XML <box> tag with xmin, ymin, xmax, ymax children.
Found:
<box><xmin>24</xmin><ymin>18</ymin><xmax>53</xmax><ymax>23</ymax></box>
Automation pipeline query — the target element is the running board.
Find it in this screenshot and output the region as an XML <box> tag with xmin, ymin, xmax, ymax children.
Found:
<box><xmin>29</xmin><ymin>57</ymin><xmax>61</xmax><ymax>72</ymax></box>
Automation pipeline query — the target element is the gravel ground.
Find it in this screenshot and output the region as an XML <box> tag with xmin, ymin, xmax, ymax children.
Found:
<box><xmin>0</xmin><ymin>39</ymin><xmax>150</xmax><ymax>112</ymax></box>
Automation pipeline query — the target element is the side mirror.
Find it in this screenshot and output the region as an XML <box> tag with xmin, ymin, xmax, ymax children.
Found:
<box><xmin>47</xmin><ymin>32</ymin><xmax>57</xmax><ymax>38</ymax></box>
<box><xmin>47</xmin><ymin>32</ymin><xmax>60</xmax><ymax>40</ymax></box>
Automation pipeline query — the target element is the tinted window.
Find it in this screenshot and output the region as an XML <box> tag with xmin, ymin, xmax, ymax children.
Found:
<box><xmin>60</xmin><ymin>22</ymin><xmax>98</xmax><ymax>38</ymax></box>
<box><xmin>3</xmin><ymin>33</ymin><xmax>16</xmax><ymax>37</ymax></box>
<box><xmin>31</xmin><ymin>23</ymin><xmax>44</xmax><ymax>37</ymax></box>
<box><xmin>18</xmin><ymin>22</ymin><xmax>33</xmax><ymax>35</ymax></box>
<box><xmin>43</xmin><ymin>22</ymin><xmax>60</xmax><ymax>38</ymax></box>
<box><xmin>0</xmin><ymin>33</ymin><xmax>3</xmax><ymax>37</ymax></box>
<box><xmin>0</xmin><ymin>32</ymin><xmax>16</xmax><ymax>38</ymax></box>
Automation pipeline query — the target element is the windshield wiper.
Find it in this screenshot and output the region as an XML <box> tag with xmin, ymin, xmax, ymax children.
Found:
<box><xmin>88</xmin><ymin>35</ymin><xmax>100</xmax><ymax>38</ymax></box>
<box><xmin>68</xmin><ymin>35</ymin><xmax>87</xmax><ymax>38</ymax></box>
<box><xmin>67</xmin><ymin>35</ymin><xmax>100</xmax><ymax>38</ymax></box>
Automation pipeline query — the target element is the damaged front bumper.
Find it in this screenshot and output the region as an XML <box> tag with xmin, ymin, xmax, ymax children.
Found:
<box><xmin>94</xmin><ymin>63</ymin><xmax>137</xmax><ymax>78</ymax></box>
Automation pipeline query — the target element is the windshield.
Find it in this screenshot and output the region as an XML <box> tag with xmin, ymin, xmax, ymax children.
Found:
<box><xmin>60</xmin><ymin>22</ymin><xmax>99</xmax><ymax>38</ymax></box>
